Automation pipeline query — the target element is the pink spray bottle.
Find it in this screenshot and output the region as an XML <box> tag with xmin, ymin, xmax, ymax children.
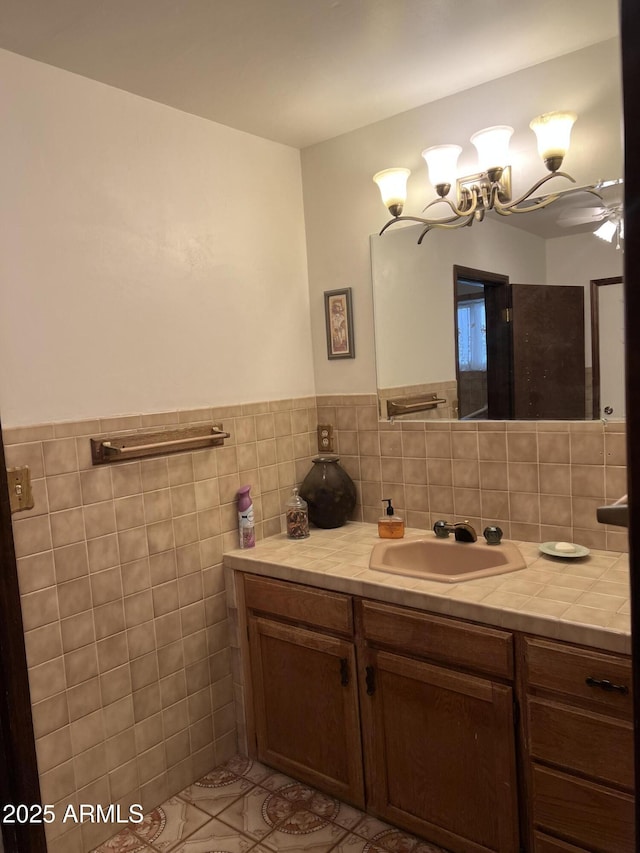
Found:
<box><xmin>237</xmin><ymin>485</ymin><xmax>255</xmax><ymax>549</ymax></box>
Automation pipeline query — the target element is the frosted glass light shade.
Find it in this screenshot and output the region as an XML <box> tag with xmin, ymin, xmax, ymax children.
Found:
<box><xmin>594</xmin><ymin>219</ymin><xmax>617</xmax><ymax>242</ymax></box>
<box><xmin>373</xmin><ymin>168</ymin><xmax>410</xmax><ymax>215</ymax></box>
<box><xmin>421</xmin><ymin>145</ymin><xmax>462</xmax><ymax>191</ymax></box>
<box><xmin>530</xmin><ymin>111</ymin><xmax>577</xmax><ymax>170</ymax></box>
<box><xmin>470</xmin><ymin>125</ymin><xmax>513</xmax><ymax>171</ymax></box>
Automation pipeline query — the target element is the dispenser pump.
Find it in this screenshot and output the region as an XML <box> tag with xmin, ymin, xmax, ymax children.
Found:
<box><xmin>378</xmin><ymin>498</ymin><xmax>405</xmax><ymax>539</ymax></box>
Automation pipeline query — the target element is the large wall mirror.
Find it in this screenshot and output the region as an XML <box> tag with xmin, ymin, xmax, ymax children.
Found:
<box><xmin>369</xmin><ymin>23</ymin><xmax>624</xmax><ymax>424</ymax></box>
<box><xmin>371</xmin><ymin>181</ymin><xmax>625</xmax><ymax>422</ymax></box>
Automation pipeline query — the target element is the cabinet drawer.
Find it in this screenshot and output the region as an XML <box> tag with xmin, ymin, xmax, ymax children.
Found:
<box><xmin>527</xmin><ymin>697</ymin><xmax>634</xmax><ymax>790</ymax></box>
<box><xmin>359</xmin><ymin>599</ymin><xmax>513</xmax><ymax>679</ymax></box>
<box><xmin>243</xmin><ymin>574</ymin><xmax>353</xmax><ymax>635</ymax></box>
<box><xmin>533</xmin><ymin>831</ymin><xmax>590</xmax><ymax>852</ymax></box>
<box><xmin>524</xmin><ymin>637</ymin><xmax>632</xmax><ymax>717</ymax></box>
<box><xmin>532</xmin><ymin>765</ymin><xmax>635</xmax><ymax>853</ymax></box>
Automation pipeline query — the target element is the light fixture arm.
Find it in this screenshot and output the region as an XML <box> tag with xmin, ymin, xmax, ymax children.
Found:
<box><xmin>378</xmin><ymin>195</ymin><xmax>480</xmax><ymax>239</ymax></box>
<box><xmin>422</xmin><ymin>192</ymin><xmax>480</xmax><ymax>218</ymax></box>
<box><xmin>377</xmin><ymin>214</ymin><xmax>456</xmax><ymax>236</ymax></box>
<box><xmin>417</xmin><ymin>214</ymin><xmax>475</xmax><ymax>243</ymax></box>
<box><xmin>493</xmin><ymin>171</ymin><xmax>576</xmax><ymax>214</ymax></box>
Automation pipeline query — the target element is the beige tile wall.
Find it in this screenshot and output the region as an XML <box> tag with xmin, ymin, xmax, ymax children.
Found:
<box><xmin>3</xmin><ymin>398</ymin><xmax>318</xmax><ymax>852</ymax></box>
<box><xmin>3</xmin><ymin>393</ymin><xmax>628</xmax><ymax>851</ymax></box>
<box><xmin>318</xmin><ymin>394</ymin><xmax>628</xmax><ymax>553</ymax></box>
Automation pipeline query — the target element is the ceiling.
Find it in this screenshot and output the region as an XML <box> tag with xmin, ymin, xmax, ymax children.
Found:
<box><xmin>0</xmin><ymin>0</ymin><xmax>620</xmax><ymax>149</ymax></box>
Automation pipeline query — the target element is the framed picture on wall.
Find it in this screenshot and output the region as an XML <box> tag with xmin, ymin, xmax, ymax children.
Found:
<box><xmin>324</xmin><ymin>288</ymin><xmax>355</xmax><ymax>359</ymax></box>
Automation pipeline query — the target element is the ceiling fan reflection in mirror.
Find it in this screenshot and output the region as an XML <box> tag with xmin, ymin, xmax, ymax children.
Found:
<box><xmin>556</xmin><ymin>179</ymin><xmax>624</xmax><ymax>248</ymax></box>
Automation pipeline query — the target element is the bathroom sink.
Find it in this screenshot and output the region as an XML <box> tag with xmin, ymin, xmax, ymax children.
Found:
<box><xmin>369</xmin><ymin>535</ymin><xmax>526</xmax><ymax>583</ymax></box>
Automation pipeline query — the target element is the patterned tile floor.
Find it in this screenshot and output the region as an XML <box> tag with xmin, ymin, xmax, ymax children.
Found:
<box><xmin>92</xmin><ymin>755</ymin><xmax>450</xmax><ymax>853</ymax></box>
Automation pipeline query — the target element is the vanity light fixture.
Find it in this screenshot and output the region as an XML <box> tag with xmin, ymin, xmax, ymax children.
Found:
<box><xmin>373</xmin><ymin>111</ymin><xmax>579</xmax><ymax>243</ymax></box>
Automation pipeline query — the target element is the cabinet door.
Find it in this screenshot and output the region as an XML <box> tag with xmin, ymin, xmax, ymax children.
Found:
<box><xmin>248</xmin><ymin>615</ymin><xmax>365</xmax><ymax>808</ymax></box>
<box><xmin>361</xmin><ymin>649</ymin><xmax>519</xmax><ymax>853</ymax></box>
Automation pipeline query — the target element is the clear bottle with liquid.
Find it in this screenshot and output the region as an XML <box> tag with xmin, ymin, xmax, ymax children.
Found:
<box><xmin>286</xmin><ymin>487</ymin><xmax>310</xmax><ymax>539</ymax></box>
<box><xmin>378</xmin><ymin>498</ymin><xmax>405</xmax><ymax>539</ymax></box>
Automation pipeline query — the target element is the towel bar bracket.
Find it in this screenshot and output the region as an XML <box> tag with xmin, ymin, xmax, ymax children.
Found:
<box><xmin>90</xmin><ymin>423</ymin><xmax>230</xmax><ymax>465</ymax></box>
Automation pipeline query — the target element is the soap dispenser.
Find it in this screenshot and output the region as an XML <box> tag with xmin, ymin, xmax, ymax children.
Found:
<box><xmin>378</xmin><ymin>499</ymin><xmax>405</xmax><ymax>539</ymax></box>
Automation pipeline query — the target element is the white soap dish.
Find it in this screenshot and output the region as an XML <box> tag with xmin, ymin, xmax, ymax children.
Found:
<box><xmin>539</xmin><ymin>541</ymin><xmax>590</xmax><ymax>559</ymax></box>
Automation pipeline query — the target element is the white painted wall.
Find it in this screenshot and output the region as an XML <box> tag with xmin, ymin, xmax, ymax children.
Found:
<box><xmin>0</xmin><ymin>50</ymin><xmax>314</xmax><ymax>427</ymax></box>
<box><xmin>302</xmin><ymin>39</ymin><xmax>623</xmax><ymax>395</ymax></box>
<box><xmin>371</xmin><ymin>219</ymin><xmax>546</xmax><ymax>388</ymax></box>
<box><xmin>546</xmin><ymin>231</ymin><xmax>623</xmax><ymax>285</ymax></box>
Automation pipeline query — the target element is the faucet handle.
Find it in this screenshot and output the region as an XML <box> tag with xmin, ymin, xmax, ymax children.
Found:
<box><xmin>433</xmin><ymin>520</ymin><xmax>452</xmax><ymax>538</ymax></box>
<box><xmin>483</xmin><ymin>526</ymin><xmax>503</xmax><ymax>545</ymax></box>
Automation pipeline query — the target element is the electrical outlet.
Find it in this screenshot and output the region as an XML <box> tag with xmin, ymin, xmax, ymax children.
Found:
<box><xmin>317</xmin><ymin>424</ymin><xmax>334</xmax><ymax>453</ymax></box>
<box><xmin>7</xmin><ymin>466</ymin><xmax>34</xmax><ymax>514</ymax></box>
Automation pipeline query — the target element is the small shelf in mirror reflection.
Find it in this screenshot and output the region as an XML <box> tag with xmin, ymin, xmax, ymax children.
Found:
<box><xmin>386</xmin><ymin>394</ymin><xmax>446</xmax><ymax>419</ymax></box>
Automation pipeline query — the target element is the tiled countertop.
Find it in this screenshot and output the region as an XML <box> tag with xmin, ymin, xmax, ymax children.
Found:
<box><xmin>224</xmin><ymin>522</ymin><xmax>630</xmax><ymax>655</ymax></box>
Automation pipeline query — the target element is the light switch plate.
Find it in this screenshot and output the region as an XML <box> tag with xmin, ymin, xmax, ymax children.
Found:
<box><xmin>7</xmin><ymin>466</ymin><xmax>34</xmax><ymax>513</ymax></box>
<box><xmin>317</xmin><ymin>424</ymin><xmax>334</xmax><ymax>453</ymax></box>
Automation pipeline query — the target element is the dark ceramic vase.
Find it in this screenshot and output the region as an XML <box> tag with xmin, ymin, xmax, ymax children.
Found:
<box><xmin>299</xmin><ymin>455</ymin><xmax>357</xmax><ymax>529</ymax></box>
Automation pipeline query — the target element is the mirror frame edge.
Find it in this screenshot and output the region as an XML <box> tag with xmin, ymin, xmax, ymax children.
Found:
<box><xmin>620</xmin><ymin>0</ymin><xmax>640</xmax><ymax>831</ymax></box>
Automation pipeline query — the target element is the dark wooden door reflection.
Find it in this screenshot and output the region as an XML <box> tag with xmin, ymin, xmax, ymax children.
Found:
<box><xmin>454</xmin><ymin>266</ymin><xmax>586</xmax><ymax>420</ymax></box>
<box><xmin>511</xmin><ymin>283</ymin><xmax>585</xmax><ymax>420</ymax></box>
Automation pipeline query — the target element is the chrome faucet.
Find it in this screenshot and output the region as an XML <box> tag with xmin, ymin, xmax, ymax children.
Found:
<box><xmin>433</xmin><ymin>519</ymin><xmax>477</xmax><ymax>542</ymax></box>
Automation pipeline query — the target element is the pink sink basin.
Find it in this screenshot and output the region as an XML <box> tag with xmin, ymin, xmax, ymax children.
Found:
<box><xmin>369</xmin><ymin>534</ymin><xmax>526</xmax><ymax>583</ymax></box>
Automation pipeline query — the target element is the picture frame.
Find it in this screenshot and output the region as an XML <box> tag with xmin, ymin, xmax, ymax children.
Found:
<box><xmin>324</xmin><ymin>288</ymin><xmax>355</xmax><ymax>359</ymax></box>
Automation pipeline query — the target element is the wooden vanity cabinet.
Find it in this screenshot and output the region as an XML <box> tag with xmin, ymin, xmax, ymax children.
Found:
<box><xmin>243</xmin><ymin>574</ymin><xmax>365</xmax><ymax>808</ymax></box>
<box><xmin>356</xmin><ymin>599</ymin><xmax>520</xmax><ymax>853</ymax></box>
<box><xmin>520</xmin><ymin>636</ymin><xmax>635</xmax><ymax>853</ymax></box>
<box><xmin>240</xmin><ymin>571</ymin><xmax>634</xmax><ymax>853</ymax></box>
